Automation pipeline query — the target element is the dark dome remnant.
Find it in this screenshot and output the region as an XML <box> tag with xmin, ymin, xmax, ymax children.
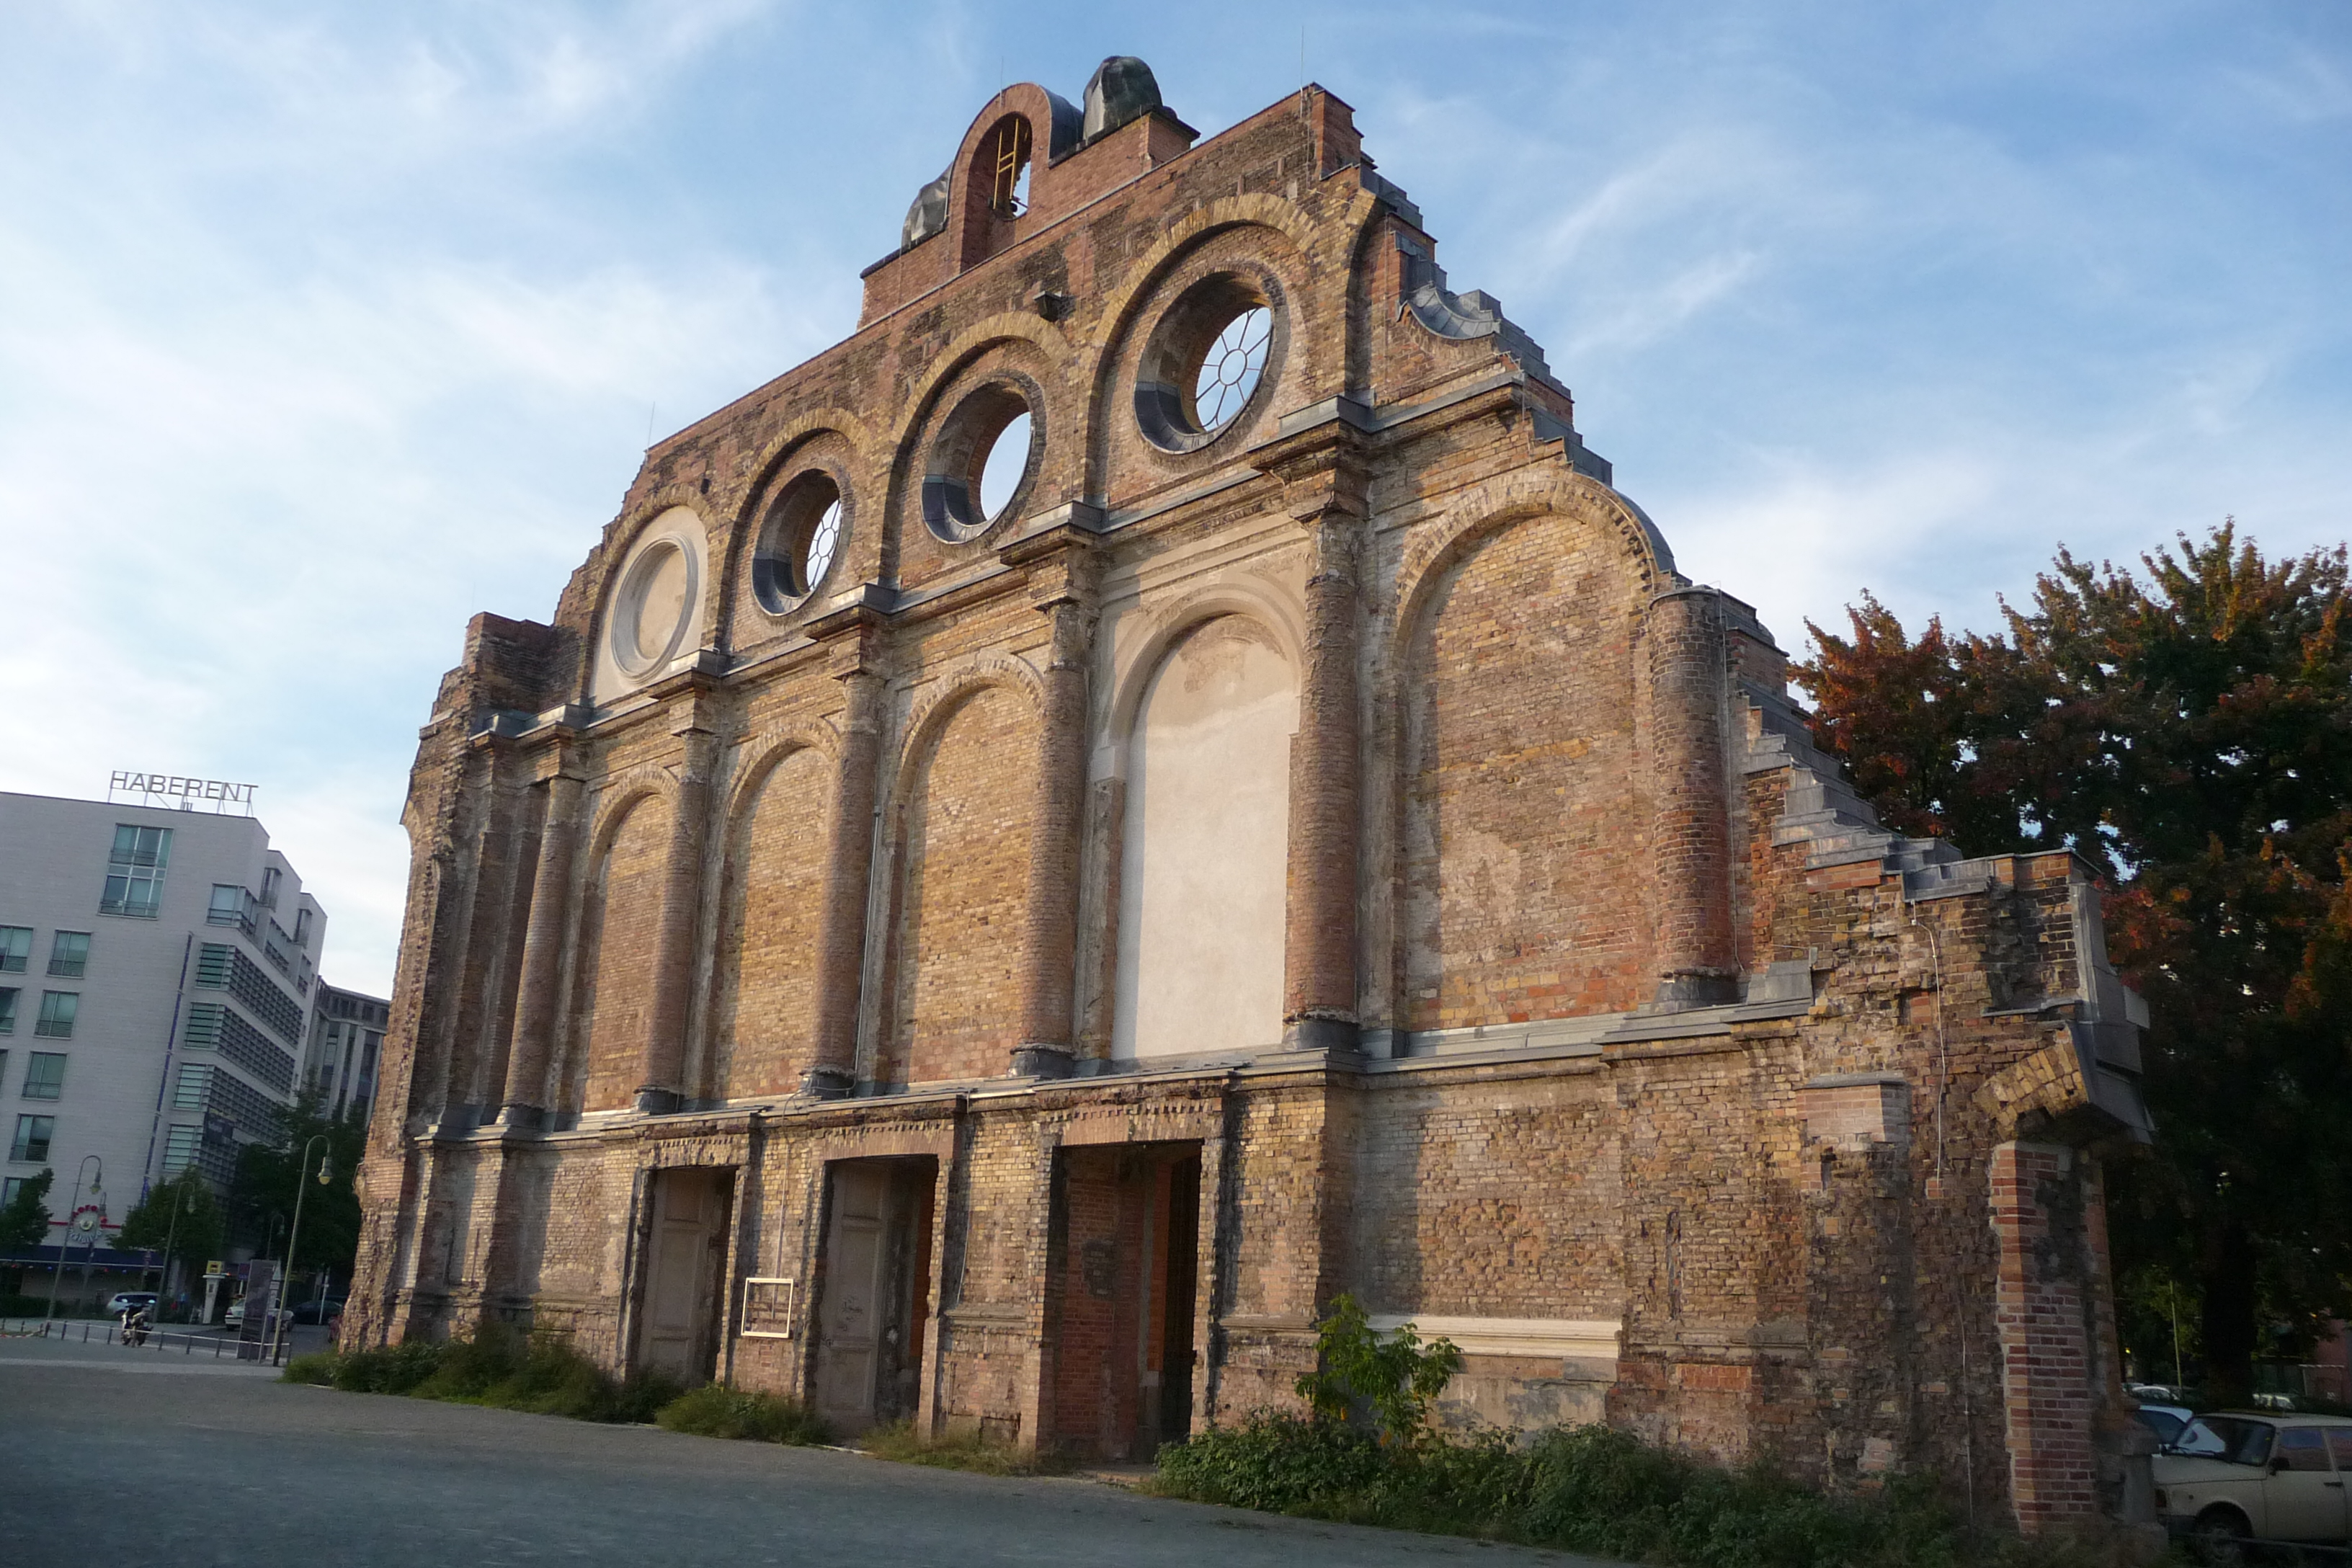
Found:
<box><xmin>1082</xmin><ymin>56</ymin><xmax>1161</xmax><ymax>143</ymax></box>
<box><xmin>901</xmin><ymin>169</ymin><xmax>951</xmax><ymax>249</ymax></box>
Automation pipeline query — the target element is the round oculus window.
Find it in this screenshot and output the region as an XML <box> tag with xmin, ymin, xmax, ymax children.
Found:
<box><xmin>752</xmin><ymin>473</ymin><xmax>847</xmax><ymax>613</ymax></box>
<box><xmin>1135</xmin><ymin>273</ymin><xmax>1281</xmax><ymax>454</ymax></box>
<box><xmin>921</xmin><ymin>382</ymin><xmax>1038</xmax><ymax>542</ymax></box>
<box><xmin>612</xmin><ymin>536</ymin><xmax>697</xmax><ymax>675</ymax></box>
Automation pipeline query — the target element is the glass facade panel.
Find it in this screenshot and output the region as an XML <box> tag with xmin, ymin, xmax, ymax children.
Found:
<box><xmin>161</xmin><ymin>1123</ymin><xmax>201</xmax><ymax>1177</ymax></box>
<box><xmin>0</xmin><ymin>927</ymin><xmax>29</xmax><ymax>974</ymax></box>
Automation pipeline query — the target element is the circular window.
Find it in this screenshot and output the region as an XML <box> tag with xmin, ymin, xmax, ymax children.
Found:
<box><xmin>752</xmin><ymin>472</ymin><xmax>847</xmax><ymax>613</ymax></box>
<box><xmin>612</xmin><ymin>536</ymin><xmax>697</xmax><ymax>675</ymax></box>
<box><xmin>1136</xmin><ymin>272</ymin><xmax>1282</xmax><ymax>453</ymax></box>
<box><xmin>922</xmin><ymin>381</ymin><xmax>1039</xmax><ymax>542</ymax></box>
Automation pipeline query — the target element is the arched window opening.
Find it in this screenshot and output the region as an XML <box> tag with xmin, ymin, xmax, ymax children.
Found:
<box><xmin>990</xmin><ymin>115</ymin><xmax>1032</xmax><ymax>217</ymax></box>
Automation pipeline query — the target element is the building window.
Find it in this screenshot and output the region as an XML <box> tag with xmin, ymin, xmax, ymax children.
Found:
<box><xmin>0</xmin><ymin>990</ymin><xmax>16</xmax><ymax>1034</ymax></box>
<box><xmin>172</xmin><ymin>1062</ymin><xmax>212</xmax><ymax>1110</ymax></box>
<box><xmin>1</xmin><ymin>1174</ymin><xmax>30</xmax><ymax>1206</ymax></box>
<box><xmin>10</xmin><ymin>1113</ymin><xmax>53</xmax><ymax>1162</ymax></box>
<box><xmin>293</xmin><ymin>906</ymin><xmax>313</xmax><ymax>947</ymax></box>
<box><xmin>259</xmin><ymin>865</ymin><xmax>282</xmax><ymax>909</ymax></box>
<box><xmin>0</xmin><ymin>1048</ymin><xmax>7</xmax><ymax>1089</ymax></box>
<box><xmin>161</xmin><ymin>1123</ymin><xmax>200</xmax><ymax>1177</ymax></box>
<box><xmin>0</xmin><ymin>927</ymin><xmax>29</xmax><ymax>974</ymax></box>
<box><xmin>22</xmin><ymin>1052</ymin><xmax>65</xmax><ymax>1100</ymax></box>
<box><xmin>208</xmin><ymin>884</ymin><xmax>249</xmax><ymax>929</ymax></box>
<box><xmin>47</xmin><ymin>932</ymin><xmax>91</xmax><ymax>979</ymax></box>
<box><xmin>182</xmin><ymin>1001</ymin><xmax>223</xmax><ymax>1048</ymax></box>
<box><xmin>34</xmin><ymin>992</ymin><xmax>77</xmax><ymax>1039</ymax></box>
<box><xmin>101</xmin><ymin>824</ymin><xmax>172</xmax><ymax>917</ymax></box>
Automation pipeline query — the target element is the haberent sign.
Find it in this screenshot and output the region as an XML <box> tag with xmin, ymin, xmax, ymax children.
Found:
<box><xmin>107</xmin><ymin>771</ymin><xmax>257</xmax><ymax>814</ymax></box>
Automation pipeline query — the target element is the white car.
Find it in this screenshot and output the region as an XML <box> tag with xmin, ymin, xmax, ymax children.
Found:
<box><xmin>2154</xmin><ymin>1412</ymin><xmax>2352</xmax><ymax>1555</ymax></box>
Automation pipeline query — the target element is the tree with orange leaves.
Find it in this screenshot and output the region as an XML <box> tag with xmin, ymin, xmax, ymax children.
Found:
<box><xmin>1798</xmin><ymin>523</ymin><xmax>2352</xmax><ymax>1404</ymax></box>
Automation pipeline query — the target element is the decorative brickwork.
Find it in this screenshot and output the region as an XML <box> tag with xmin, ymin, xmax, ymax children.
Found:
<box><xmin>348</xmin><ymin>61</ymin><xmax>2152</xmax><ymax>1536</ymax></box>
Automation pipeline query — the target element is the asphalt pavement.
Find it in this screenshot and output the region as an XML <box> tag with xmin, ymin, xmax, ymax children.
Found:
<box><xmin>0</xmin><ymin>1332</ymin><xmax>1613</xmax><ymax>1568</ymax></box>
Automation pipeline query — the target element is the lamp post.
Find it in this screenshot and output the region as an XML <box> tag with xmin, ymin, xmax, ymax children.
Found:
<box><xmin>272</xmin><ymin>1136</ymin><xmax>331</xmax><ymax>1362</ymax></box>
<box><xmin>41</xmin><ymin>1155</ymin><xmax>102</xmax><ymax>1331</ymax></box>
<box><xmin>157</xmin><ymin>1180</ymin><xmax>196</xmax><ymax>1322</ymax></box>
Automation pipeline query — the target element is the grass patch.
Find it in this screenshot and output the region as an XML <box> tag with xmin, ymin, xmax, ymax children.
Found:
<box><xmin>1154</xmin><ymin>1416</ymin><xmax>2173</xmax><ymax>1568</ymax></box>
<box><xmin>656</xmin><ymin>1383</ymin><xmax>829</xmax><ymax>1445</ymax></box>
<box><xmin>283</xmin><ymin>1351</ymin><xmax>339</xmax><ymax>1386</ymax></box>
<box><xmin>860</xmin><ymin>1419</ymin><xmax>1072</xmax><ymax>1476</ymax></box>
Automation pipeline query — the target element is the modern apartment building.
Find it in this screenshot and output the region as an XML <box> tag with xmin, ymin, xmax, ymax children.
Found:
<box><xmin>0</xmin><ymin>790</ymin><xmax>326</xmax><ymax>1247</ymax></box>
<box><xmin>305</xmin><ymin>983</ymin><xmax>388</xmax><ymax>1126</ymax></box>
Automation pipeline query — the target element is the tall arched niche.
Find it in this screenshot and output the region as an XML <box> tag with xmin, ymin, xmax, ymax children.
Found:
<box><xmin>1112</xmin><ymin>615</ymin><xmax>1296</xmax><ymax>1061</ymax></box>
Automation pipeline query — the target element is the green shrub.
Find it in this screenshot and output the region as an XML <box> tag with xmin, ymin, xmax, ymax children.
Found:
<box><xmin>1293</xmin><ymin>1295</ymin><xmax>1461</xmax><ymax>1449</ymax></box>
<box><xmin>282</xmin><ymin>1351</ymin><xmax>339</xmax><ymax>1386</ymax></box>
<box><xmin>331</xmin><ymin>1338</ymin><xmax>445</xmax><ymax>1394</ymax></box>
<box><xmin>655</xmin><ymin>1383</ymin><xmax>829</xmax><ymax>1445</ymax></box>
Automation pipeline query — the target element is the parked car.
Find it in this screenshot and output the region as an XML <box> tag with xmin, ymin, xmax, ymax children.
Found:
<box><xmin>2153</xmin><ymin>1412</ymin><xmax>2352</xmax><ymax>1555</ymax></box>
<box><xmin>290</xmin><ymin>1297</ymin><xmax>346</xmax><ymax>1326</ymax></box>
<box><xmin>2134</xmin><ymin>1401</ymin><xmax>2196</xmax><ymax>1448</ymax></box>
<box><xmin>104</xmin><ymin>1291</ymin><xmax>158</xmax><ymax>1317</ymax></box>
<box><xmin>223</xmin><ymin>1299</ymin><xmax>287</xmax><ymax>1330</ymax></box>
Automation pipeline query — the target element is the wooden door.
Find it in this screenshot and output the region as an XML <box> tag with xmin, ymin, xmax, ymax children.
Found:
<box><xmin>814</xmin><ymin>1164</ymin><xmax>890</xmax><ymax>1433</ymax></box>
<box><xmin>638</xmin><ymin>1168</ymin><xmax>727</xmax><ymax>1384</ymax></box>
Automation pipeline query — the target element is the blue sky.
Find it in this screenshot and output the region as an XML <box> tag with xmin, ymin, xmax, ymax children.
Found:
<box><xmin>4</xmin><ymin>1</ymin><xmax>2346</xmax><ymax>996</ymax></box>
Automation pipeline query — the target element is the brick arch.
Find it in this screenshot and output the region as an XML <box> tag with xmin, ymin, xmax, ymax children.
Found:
<box><xmin>877</xmin><ymin>656</ymin><xmax>1045</xmax><ymax>1084</ymax></box>
<box><xmin>558</xmin><ymin>768</ymin><xmax>678</xmax><ymax>1114</ymax></box>
<box><xmin>1102</xmin><ymin>574</ymin><xmax>1305</xmax><ymax>778</ymax></box>
<box><xmin>885</xmin><ymin>651</ymin><xmax>1046</xmax><ymax>823</ymax></box>
<box><xmin>716</xmin><ymin>411</ymin><xmax>878</xmax><ymax>646</ymax></box>
<box><xmin>701</xmin><ymin>723</ymin><xmax>842</xmax><ymax>1102</ymax></box>
<box><xmin>1379</xmin><ymin>486</ymin><xmax>1664</xmax><ymax>1038</ymax></box>
<box><xmin>1081</xmin><ymin>197</ymin><xmax>1337</xmax><ymax>499</ymax></box>
<box><xmin>1384</xmin><ymin>470</ymin><xmax>1672</xmax><ymax>682</ymax></box>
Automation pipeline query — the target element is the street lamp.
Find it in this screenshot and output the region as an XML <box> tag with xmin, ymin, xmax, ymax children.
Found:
<box><xmin>41</xmin><ymin>1154</ymin><xmax>102</xmax><ymax>1331</ymax></box>
<box><xmin>271</xmin><ymin>1136</ymin><xmax>331</xmax><ymax>1362</ymax></box>
<box><xmin>157</xmin><ymin>1180</ymin><xmax>197</xmax><ymax>1322</ymax></box>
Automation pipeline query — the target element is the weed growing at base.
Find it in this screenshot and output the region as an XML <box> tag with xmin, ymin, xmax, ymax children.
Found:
<box><xmin>1152</xmin><ymin>1297</ymin><xmax>2173</xmax><ymax>1568</ymax></box>
<box><xmin>860</xmin><ymin>1419</ymin><xmax>1072</xmax><ymax>1476</ymax></box>
<box><xmin>283</xmin><ymin>1327</ymin><xmax>750</xmax><ymax>1430</ymax></box>
<box><xmin>656</xmin><ymin>1383</ymin><xmax>829</xmax><ymax>1444</ymax></box>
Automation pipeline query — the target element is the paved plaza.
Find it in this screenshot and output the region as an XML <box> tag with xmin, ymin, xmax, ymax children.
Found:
<box><xmin>0</xmin><ymin>1334</ymin><xmax>1604</xmax><ymax>1567</ymax></box>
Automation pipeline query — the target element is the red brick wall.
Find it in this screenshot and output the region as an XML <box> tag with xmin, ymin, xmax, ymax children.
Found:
<box><xmin>579</xmin><ymin>794</ymin><xmax>671</xmax><ymax>1111</ymax></box>
<box><xmin>1992</xmin><ymin>1141</ymin><xmax>2102</xmax><ymax>1532</ymax></box>
<box><xmin>889</xmin><ymin>685</ymin><xmax>1037</xmax><ymax>1084</ymax></box>
<box><xmin>1403</xmin><ymin>511</ymin><xmax>1649</xmax><ymax>1028</ymax></box>
<box><xmin>709</xmin><ymin>745</ymin><xmax>832</xmax><ymax>1097</ymax></box>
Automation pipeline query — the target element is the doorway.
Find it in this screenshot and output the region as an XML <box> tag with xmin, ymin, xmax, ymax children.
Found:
<box><xmin>811</xmin><ymin>1157</ymin><xmax>937</xmax><ymax>1437</ymax></box>
<box><xmin>635</xmin><ymin>1166</ymin><xmax>733</xmax><ymax>1385</ymax></box>
<box><xmin>1048</xmin><ymin>1143</ymin><xmax>1202</xmax><ymax>1459</ymax></box>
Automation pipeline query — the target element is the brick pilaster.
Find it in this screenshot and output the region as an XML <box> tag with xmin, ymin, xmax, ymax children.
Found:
<box><xmin>637</xmin><ymin>721</ymin><xmax>718</xmax><ymax>1113</ymax></box>
<box><xmin>498</xmin><ymin>767</ymin><xmax>582</xmax><ymax>1125</ymax></box>
<box><xmin>1013</xmin><ymin>586</ymin><xmax>1094</xmax><ymax>1077</ymax></box>
<box><xmin>808</xmin><ymin>664</ymin><xmax>884</xmax><ymax>1095</ymax></box>
<box><xmin>1647</xmin><ymin>587</ymin><xmax>1737</xmax><ymax>1006</ymax></box>
<box><xmin>1992</xmin><ymin>1140</ymin><xmax>2101</xmax><ymax>1533</ymax></box>
<box><xmin>1282</xmin><ymin>501</ymin><xmax>1363</xmax><ymax>1048</ymax></box>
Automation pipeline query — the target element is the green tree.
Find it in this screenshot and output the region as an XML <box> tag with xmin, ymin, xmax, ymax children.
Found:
<box><xmin>230</xmin><ymin>1095</ymin><xmax>365</xmax><ymax>1294</ymax></box>
<box><xmin>1</xmin><ymin>1167</ymin><xmax>55</xmax><ymax>1252</ymax></box>
<box><xmin>115</xmin><ymin>1172</ymin><xmax>224</xmax><ymax>1282</ymax></box>
<box><xmin>1796</xmin><ymin>524</ymin><xmax>2352</xmax><ymax>1404</ymax></box>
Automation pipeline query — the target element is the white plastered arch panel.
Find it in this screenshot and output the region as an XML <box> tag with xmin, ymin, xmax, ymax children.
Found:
<box><xmin>591</xmin><ymin>505</ymin><xmax>712</xmax><ymax>706</ymax></box>
<box><xmin>1102</xmin><ymin>577</ymin><xmax>1304</xmax><ymax>1063</ymax></box>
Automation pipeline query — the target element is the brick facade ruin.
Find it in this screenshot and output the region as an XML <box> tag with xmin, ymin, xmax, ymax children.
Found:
<box><xmin>347</xmin><ymin>60</ymin><xmax>2156</xmax><ymax>1531</ymax></box>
